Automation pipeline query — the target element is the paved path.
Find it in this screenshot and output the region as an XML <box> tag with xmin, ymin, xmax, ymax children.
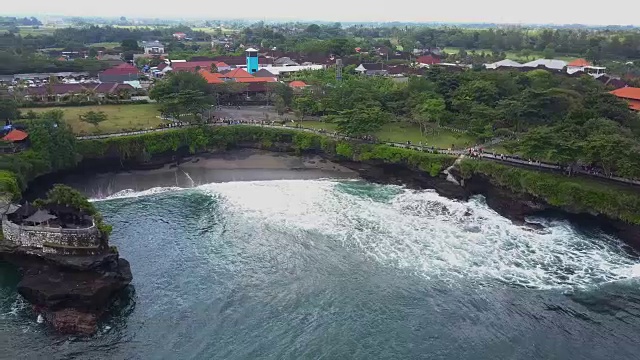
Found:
<box><xmin>75</xmin><ymin>123</ymin><xmax>640</xmax><ymax>188</ymax></box>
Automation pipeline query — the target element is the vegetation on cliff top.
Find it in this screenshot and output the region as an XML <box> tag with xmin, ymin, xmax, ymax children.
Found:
<box><xmin>459</xmin><ymin>159</ymin><xmax>640</xmax><ymax>225</ymax></box>
<box><xmin>76</xmin><ymin>126</ymin><xmax>456</xmax><ymax>177</ymax></box>
<box><xmin>0</xmin><ymin>110</ymin><xmax>78</xmax><ymax>199</ymax></box>
<box><xmin>33</xmin><ymin>184</ymin><xmax>112</xmax><ymax>237</ymax></box>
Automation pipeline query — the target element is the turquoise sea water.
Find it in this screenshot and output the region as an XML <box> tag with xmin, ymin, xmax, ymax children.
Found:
<box><xmin>2</xmin><ymin>179</ymin><xmax>640</xmax><ymax>359</ymax></box>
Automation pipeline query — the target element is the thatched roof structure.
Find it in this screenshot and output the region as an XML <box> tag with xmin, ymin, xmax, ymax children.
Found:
<box><xmin>24</xmin><ymin>210</ymin><xmax>57</xmax><ymax>225</ymax></box>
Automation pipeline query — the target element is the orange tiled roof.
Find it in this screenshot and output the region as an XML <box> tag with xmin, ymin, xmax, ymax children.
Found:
<box><xmin>288</xmin><ymin>80</ymin><xmax>307</xmax><ymax>88</ymax></box>
<box><xmin>628</xmin><ymin>99</ymin><xmax>640</xmax><ymax>111</ymax></box>
<box><xmin>610</xmin><ymin>87</ymin><xmax>640</xmax><ymax>101</ymax></box>
<box><xmin>234</xmin><ymin>77</ymin><xmax>276</xmax><ymax>83</ymax></box>
<box><xmin>224</xmin><ymin>68</ymin><xmax>254</xmax><ymax>79</ymax></box>
<box><xmin>198</xmin><ymin>69</ymin><xmax>225</xmax><ymax>84</ymax></box>
<box><xmin>567</xmin><ymin>58</ymin><xmax>591</xmax><ymax>67</ymax></box>
<box><xmin>2</xmin><ymin>129</ymin><xmax>28</xmax><ymax>142</ymax></box>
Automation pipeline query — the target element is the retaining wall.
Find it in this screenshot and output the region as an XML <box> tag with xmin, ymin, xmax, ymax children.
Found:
<box><xmin>2</xmin><ymin>216</ymin><xmax>101</xmax><ymax>255</ymax></box>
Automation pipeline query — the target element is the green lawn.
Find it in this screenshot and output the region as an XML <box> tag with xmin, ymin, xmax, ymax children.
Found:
<box><xmin>24</xmin><ymin>104</ymin><xmax>165</xmax><ymax>135</ymax></box>
<box><xmin>298</xmin><ymin>121</ymin><xmax>475</xmax><ymax>149</ymax></box>
<box><xmin>442</xmin><ymin>47</ymin><xmax>578</xmax><ymax>62</ymax></box>
<box><xmin>17</xmin><ymin>26</ymin><xmax>57</xmax><ymax>36</ymax></box>
<box><xmin>88</xmin><ymin>42</ymin><xmax>121</xmax><ymax>49</ymax></box>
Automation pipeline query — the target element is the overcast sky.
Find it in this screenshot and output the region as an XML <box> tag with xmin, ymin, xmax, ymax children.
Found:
<box><xmin>4</xmin><ymin>0</ymin><xmax>640</xmax><ymax>25</ymax></box>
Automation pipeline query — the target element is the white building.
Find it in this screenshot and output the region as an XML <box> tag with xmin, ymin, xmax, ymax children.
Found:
<box><xmin>141</xmin><ymin>41</ymin><xmax>165</xmax><ymax>55</ymax></box>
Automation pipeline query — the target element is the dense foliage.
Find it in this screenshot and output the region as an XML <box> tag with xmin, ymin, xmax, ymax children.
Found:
<box><xmin>150</xmin><ymin>72</ymin><xmax>213</xmax><ymax>122</ymax></box>
<box><xmin>292</xmin><ymin>67</ymin><xmax>640</xmax><ymax>177</ymax></box>
<box><xmin>459</xmin><ymin>159</ymin><xmax>640</xmax><ymax>225</ymax></box>
<box><xmin>0</xmin><ymin>110</ymin><xmax>78</xmax><ymax>197</ymax></box>
<box><xmin>76</xmin><ymin>126</ymin><xmax>456</xmax><ymax>176</ymax></box>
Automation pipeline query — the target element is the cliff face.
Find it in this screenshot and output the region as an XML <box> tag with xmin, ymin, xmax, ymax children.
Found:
<box><xmin>0</xmin><ymin>243</ymin><xmax>132</xmax><ymax>335</ymax></box>
<box><xmin>447</xmin><ymin>168</ymin><xmax>640</xmax><ymax>252</ymax></box>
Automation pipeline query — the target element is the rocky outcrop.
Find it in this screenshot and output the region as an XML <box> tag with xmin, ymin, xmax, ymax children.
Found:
<box><xmin>0</xmin><ymin>243</ymin><xmax>132</xmax><ymax>335</ymax></box>
<box><xmin>337</xmin><ymin>160</ymin><xmax>469</xmax><ymax>200</ymax></box>
<box><xmin>447</xmin><ymin>167</ymin><xmax>640</xmax><ymax>252</ymax></box>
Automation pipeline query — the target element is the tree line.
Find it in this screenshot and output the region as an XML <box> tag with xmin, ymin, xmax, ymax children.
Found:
<box><xmin>289</xmin><ymin>67</ymin><xmax>640</xmax><ymax>177</ymax></box>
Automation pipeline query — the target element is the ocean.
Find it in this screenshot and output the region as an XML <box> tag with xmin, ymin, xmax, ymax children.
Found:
<box><xmin>2</xmin><ymin>178</ymin><xmax>640</xmax><ymax>359</ymax></box>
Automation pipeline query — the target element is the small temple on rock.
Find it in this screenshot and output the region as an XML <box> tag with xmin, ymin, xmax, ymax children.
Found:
<box><xmin>2</xmin><ymin>201</ymin><xmax>104</xmax><ymax>256</ymax></box>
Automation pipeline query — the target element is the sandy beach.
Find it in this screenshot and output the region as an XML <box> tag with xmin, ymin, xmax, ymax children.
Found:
<box><xmin>60</xmin><ymin>149</ymin><xmax>358</xmax><ymax>198</ymax></box>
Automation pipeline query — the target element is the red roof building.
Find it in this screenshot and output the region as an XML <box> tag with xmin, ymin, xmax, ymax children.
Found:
<box><xmin>102</xmin><ymin>63</ymin><xmax>139</xmax><ymax>75</ymax></box>
<box><xmin>170</xmin><ymin>61</ymin><xmax>229</xmax><ymax>72</ymax></box>
<box><xmin>223</xmin><ymin>68</ymin><xmax>254</xmax><ymax>79</ymax></box>
<box><xmin>567</xmin><ymin>58</ymin><xmax>592</xmax><ymax>67</ymax></box>
<box><xmin>99</xmin><ymin>63</ymin><xmax>140</xmax><ymax>82</ymax></box>
<box><xmin>2</xmin><ymin>129</ymin><xmax>28</xmax><ymax>142</ymax></box>
<box><xmin>198</xmin><ymin>69</ymin><xmax>225</xmax><ymax>84</ymax></box>
<box><xmin>288</xmin><ymin>80</ymin><xmax>308</xmax><ymax>88</ymax></box>
<box><xmin>416</xmin><ymin>55</ymin><xmax>441</xmax><ymax>65</ymax></box>
<box><xmin>173</xmin><ymin>32</ymin><xmax>187</xmax><ymax>40</ymax></box>
<box><xmin>610</xmin><ymin>87</ymin><xmax>640</xmax><ymax>111</ymax></box>
<box><xmin>235</xmin><ymin>77</ymin><xmax>276</xmax><ymax>83</ymax></box>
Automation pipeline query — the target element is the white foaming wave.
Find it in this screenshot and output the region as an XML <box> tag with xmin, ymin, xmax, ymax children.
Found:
<box><xmin>1</xmin><ymin>295</ymin><xmax>29</xmax><ymax>318</ymax></box>
<box><xmin>90</xmin><ymin>186</ymin><xmax>183</xmax><ymax>202</ymax></box>
<box><xmin>197</xmin><ymin>179</ymin><xmax>640</xmax><ymax>290</ymax></box>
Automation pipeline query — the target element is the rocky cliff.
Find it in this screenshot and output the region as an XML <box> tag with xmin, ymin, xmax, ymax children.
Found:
<box><xmin>0</xmin><ymin>243</ymin><xmax>132</xmax><ymax>335</ymax></box>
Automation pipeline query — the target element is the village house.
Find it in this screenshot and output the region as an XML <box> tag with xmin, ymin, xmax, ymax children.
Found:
<box><xmin>165</xmin><ymin>61</ymin><xmax>231</xmax><ymax>73</ymax></box>
<box><xmin>416</xmin><ymin>55</ymin><xmax>441</xmax><ymax>67</ymax></box>
<box><xmin>141</xmin><ymin>41</ymin><xmax>165</xmax><ymax>55</ymax></box>
<box><xmin>173</xmin><ymin>32</ymin><xmax>187</xmax><ymax>40</ymax></box>
<box><xmin>355</xmin><ymin>63</ymin><xmax>388</xmax><ymax>76</ymax></box>
<box><xmin>23</xmin><ymin>83</ymin><xmax>135</xmax><ymax>102</ymax></box>
<box><xmin>252</xmin><ymin>69</ymin><xmax>277</xmax><ymax>81</ymax></box>
<box><xmin>610</xmin><ymin>87</ymin><xmax>640</xmax><ymax>111</ymax></box>
<box><xmin>98</xmin><ymin>63</ymin><xmax>140</xmax><ymax>83</ymax></box>
<box><xmin>484</xmin><ymin>59</ymin><xmax>524</xmax><ymax>70</ymax></box>
<box><xmin>288</xmin><ymin>80</ymin><xmax>308</xmax><ymax>93</ymax></box>
<box><xmin>566</xmin><ymin>58</ymin><xmax>606</xmax><ymax>76</ymax></box>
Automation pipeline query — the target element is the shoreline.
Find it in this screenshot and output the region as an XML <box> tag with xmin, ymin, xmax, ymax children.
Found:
<box><xmin>29</xmin><ymin>149</ymin><xmax>358</xmax><ymax>199</ymax></box>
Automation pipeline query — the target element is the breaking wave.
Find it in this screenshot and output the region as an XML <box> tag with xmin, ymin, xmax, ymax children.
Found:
<box><xmin>101</xmin><ymin>179</ymin><xmax>640</xmax><ymax>290</ymax></box>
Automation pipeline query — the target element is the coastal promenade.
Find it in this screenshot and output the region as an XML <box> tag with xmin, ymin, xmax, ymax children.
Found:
<box><xmin>75</xmin><ymin>122</ymin><xmax>640</xmax><ymax>188</ymax></box>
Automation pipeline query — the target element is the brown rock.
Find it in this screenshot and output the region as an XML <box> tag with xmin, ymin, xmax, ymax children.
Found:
<box><xmin>47</xmin><ymin>308</ymin><xmax>98</xmax><ymax>335</ymax></box>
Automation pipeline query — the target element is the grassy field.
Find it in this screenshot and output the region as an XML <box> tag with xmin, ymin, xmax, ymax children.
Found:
<box><xmin>442</xmin><ymin>47</ymin><xmax>578</xmax><ymax>62</ymax></box>
<box><xmin>25</xmin><ymin>104</ymin><xmax>164</xmax><ymax>135</ymax></box>
<box><xmin>17</xmin><ymin>26</ymin><xmax>57</xmax><ymax>36</ymax></box>
<box><xmin>88</xmin><ymin>42</ymin><xmax>121</xmax><ymax>49</ymax></box>
<box><xmin>299</xmin><ymin>121</ymin><xmax>475</xmax><ymax>149</ymax></box>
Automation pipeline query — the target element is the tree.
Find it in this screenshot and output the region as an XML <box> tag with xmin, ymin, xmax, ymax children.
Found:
<box><xmin>274</xmin><ymin>95</ymin><xmax>286</xmax><ymax>115</ymax></box>
<box><xmin>120</xmin><ymin>39</ymin><xmax>140</xmax><ymax>52</ymax></box>
<box><xmin>306</xmin><ymin>24</ymin><xmax>321</xmax><ymax>34</ymax></box>
<box><xmin>210</xmin><ymin>63</ymin><xmax>218</xmax><ymax>73</ymax></box>
<box><xmin>414</xmin><ymin>97</ymin><xmax>446</xmax><ymax>135</ymax></box>
<box><xmin>150</xmin><ymin>71</ymin><xmax>211</xmax><ymax>101</ymax></box>
<box><xmin>0</xmin><ymin>99</ymin><xmax>19</xmax><ymax>121</ymax></box>
<box><xmin>159</xmin><ymin>90</ymin><xmax>209</xmax><ymax>123</ymax></box>
<box><xmin>79</xmin><ymin>111</ymin><xmax>108</xmax><ymax>127</ymax></box>
<box><xmin>292</xmin><ymin>93</ymin><xmax>316</xmax><ymax>120</ymax></box>
<box><xmin>542</xmin><ymin>46</ymin><xmax>556</xmax><ymax>59</ymax></box>
<box><xmin>34</xmin><ymin>184</ymin><xmax>96</xmax><ymax>215</ymax></box>
<box><xmin>334</xmin><ymin>104</ymin><xmax>388</xmax><ymax>136</ymax></box>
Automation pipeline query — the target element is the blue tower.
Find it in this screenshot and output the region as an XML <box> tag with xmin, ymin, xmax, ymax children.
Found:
<box><xmin>246</xmin><ymin>48</ymin><xmax>258</xmax><ymax>74</ymax></box>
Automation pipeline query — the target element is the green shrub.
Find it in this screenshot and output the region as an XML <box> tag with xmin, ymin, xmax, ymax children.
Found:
<box><xmin>335</xmin><ymin>142</ymin><xmax>353</xmax><ymax>158</ymax></box>
<box><xmin>360</xmin><ymin>145</ymin><xmax>456</xmax><ymax>176</ymax></box>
